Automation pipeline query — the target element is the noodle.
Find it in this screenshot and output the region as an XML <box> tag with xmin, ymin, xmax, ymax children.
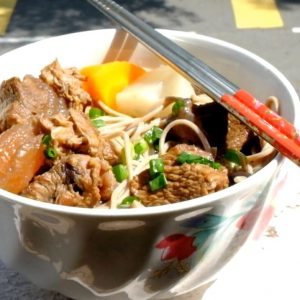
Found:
<box><xmin>97</xmin><ymin>100</ymin><xmax>131</xmax><ymax>117</ymax></box>
<box><xmin>110</xmin><ymin>180</ymin><xmax>129</xmax><ymax>209</ymax></box>
<box><xmin>158</xmin><ymin>119</ymin><xmax>211</xmax><ymax>155</ymax></box>
<box><xmin>122</xmin><ymin>131</ymin><xmax>134</xmax><ymax>180</ymax></box>
<box><xmin>265</xmin><ymin>96</ymin><xmax>279</xmax><ymax>112</ymax></box>
<box><xmin>247</xmin><ymin>143</ymin><xmax>275</xmax><ymax>168</ymax></box>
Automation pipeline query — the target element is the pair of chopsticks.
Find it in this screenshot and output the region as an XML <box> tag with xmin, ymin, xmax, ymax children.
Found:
<box><xmin>87</xmin><ymin>0</ymin><xmax>300</xmax><ymax>167</ymax></box>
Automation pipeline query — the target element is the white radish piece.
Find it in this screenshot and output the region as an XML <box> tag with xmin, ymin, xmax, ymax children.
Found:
<box><xmin>116</xmin><ymin>65</ymin><xmax>195</xmax><ymax>117</ymax></box>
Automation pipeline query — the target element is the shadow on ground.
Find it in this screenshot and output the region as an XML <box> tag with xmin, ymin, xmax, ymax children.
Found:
<box><xmin>8</xmin><ymin>0</ymin><xmax>200</xmax><ymax>36</ymax></box>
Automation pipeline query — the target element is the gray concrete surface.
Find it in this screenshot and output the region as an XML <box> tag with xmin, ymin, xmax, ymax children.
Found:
<box><xmin>0</xmin><ymin>0</ymin><xmax>299</xmax><ymax>299</ymax></box>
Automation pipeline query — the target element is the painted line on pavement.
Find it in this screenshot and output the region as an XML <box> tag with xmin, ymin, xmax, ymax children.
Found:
<box><xmin>0</xmin><ymin>0</ymin><xmax>18</xmax><ymax>35</ymax></box>
<box><xmin>231</xmin><ymin>0</ymin><xmax>284</xmax><ymax>29</ymax></box>
<box><xmin>292</xmin><ymin>27</ymin><xmax>300</xmax><ymax>33</ymax></box>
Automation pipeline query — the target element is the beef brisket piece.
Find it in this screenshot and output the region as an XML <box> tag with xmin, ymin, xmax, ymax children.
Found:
<box><xmin>40</xmin><ymin>59</ymin><xmax>92</xmax><ymax>111</ymax></box>
<box><xmin>40</xmin><ymin>109</ymin><xmax>119</xmax><ymax>164</ymax></box>
<box><xmin>21</xmin><ymin>154</ymin><xmax>116</xmax><ymax>208</ymax></box>
<box><xmin>193</xmin><ymin>102</ymin><xmax>253</xmax><ymax>152</ymax></box>
<box><xmin>129</xmin><ymin>144</ymin><xmax>228</xmax><ymax>206</ymax></box>
<box><xmin>0</xmin><ymin>75</ymin><xmax>68</xmax><ymax>133</ymax></box>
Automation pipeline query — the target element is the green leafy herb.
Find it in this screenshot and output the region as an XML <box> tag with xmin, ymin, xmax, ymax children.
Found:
<box><xmin>177</xmin><ymin>152</ymin><xmax>221</xmax><ymax>169</ymax></box>
<box><xmin>88</xmin><ymin>107</ymin><xmax>105</xmax><ymax>119</ymax></box>
<box><xmin>112</xmin><ymin>164</ymin><xmax>129</xmax><ymax>183</ymax></box>
<box><xmin>149</xmin><ymin>173</ymin><xmax>168</xmax><ymax>192</ymax></box>
<box><xmin>117</xmin><ymin>195</ymin><xmax>140</xmax><ymax>208</ymax></box>
<box><xmin>143</xmin><ymin>126</ymin><xmax>163</xmax><ymax>146</ymax></box>
<box><xmin>44</xmin><ymin>147</ymin><xmax>58</xmax><ymax>159</ymax></box>
<box><xmin>172</xmin><ymin>98</ymin><xmax>185</xmax><ymax>116</ymax></box>
<box><xmin>41</xmin><ymin>134</ymin><xmax>52</xmax><ymax>146</ymax></box>
<box><xmin>224</xmin><ymin>149</ymin><xmax>247</xmax><ymax>166</ymax></box>
<box><xmin>149</xmin><ymin>158</ymin><xmax>164</xmax><ymax>177</ymax></box>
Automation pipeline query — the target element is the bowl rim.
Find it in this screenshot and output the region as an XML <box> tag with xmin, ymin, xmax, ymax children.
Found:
<box><xmin>0</xmin><ymin>28</ymin><xmax>299</xmax><ymax>217</ymax></box>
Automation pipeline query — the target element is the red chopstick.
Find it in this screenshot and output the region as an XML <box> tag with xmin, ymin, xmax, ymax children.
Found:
<box><xmin>221</xmin><ymin>90</ymin><xmax>300</xmax><ymax>165</ymax></box>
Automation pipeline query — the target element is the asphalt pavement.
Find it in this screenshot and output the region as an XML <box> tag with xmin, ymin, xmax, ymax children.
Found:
<box><xmin>1</xmin><ymin>0</ymin><xmax>300</xmax><ymax>95</ymax></box>
<box><xmin>0</xmin><ymin>0</ymin><xmax>300</xmax><ymax>299</ymax></box>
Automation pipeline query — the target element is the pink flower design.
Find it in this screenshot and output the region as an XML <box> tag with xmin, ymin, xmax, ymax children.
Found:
<box><xmin>236</xmin><ymin>206</ymin><xmax>275</xmax><ymax>240</ymax></box>
<box><xmin>155</xmin><ymin>234</ymin><xmax>196</xmax><ymax>261</ymax></box>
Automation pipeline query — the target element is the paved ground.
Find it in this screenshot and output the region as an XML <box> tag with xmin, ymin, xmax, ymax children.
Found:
<box><xmin>0</xmin><ymin>0</ymin><xmax>299</xmax><ymax>299</ymax></box>
<box><xmin>1</xmin><ymin>0</ymin><xmax>300</xmax><ymax>95</ymax></box>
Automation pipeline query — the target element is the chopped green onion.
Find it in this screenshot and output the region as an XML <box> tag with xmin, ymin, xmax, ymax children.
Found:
<box><xmin>44</xmin><ymin>147</ymin><xmax>58</xmax><ymax>159</ymax></box>
<box><xmin>117</xmin><ymin>195</ymin><xmax>140</xmax><ymax>208</ymax></box>
<box><xmin>149</xmin><ymin>158</ymin><xmax>164</xmax><ymax>178</ymax></box>
<box><xmin>224</xmin><ymin>149</ymin><xmax>247</xmax><ymax>166</ymax></box>
<box><xmin>177</xmin><ymin>152</ymin><xmax>221</xmax><ymax>169</ymax></box>
<box><xmin>88</xmin><ymin>107</ymin><xmax>106</xmax><ymax>128</ymax></box>
<box><xmin>143</xmin><ymin>126</ymin><xmax>163</xmax><ymax>146</ymax></box>
<box><xmin>88</xmin><ymin>107</ymin><xmax>105</xmax><ymax>119</ymax></box>
<box><xmin>134</xmin><ymin>138</ymin><xmax>149</xmax><ymax>156</ymax></box>
<box><xmin>149</xmin><ymin>173</ymin><xmax>168</xmax><ymax>192</ymax></box>
<box><xmin>91</xmin><ymin>118</ymin><xmax>106</xmax><ymax>128</ymax></box>
<box><xmin>41</xmin><ymin>134</ymin><xmax>52</xmax><ymax>146</ymax></box>
<box><xmin>112</xmin><ymin>164</ymin><xmax>129</xmax><ymax>183</ymax></box>
<box><xmin>172</xmin><ymin>98</ymin><xmax>185</xmax><ymax>116</ymax></box>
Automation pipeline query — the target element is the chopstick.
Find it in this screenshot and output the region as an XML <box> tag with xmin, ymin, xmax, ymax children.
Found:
<box><xmin>87</xmin><ymin>0</ymin><xmax>300</xmax><ymax>166</ymax></box>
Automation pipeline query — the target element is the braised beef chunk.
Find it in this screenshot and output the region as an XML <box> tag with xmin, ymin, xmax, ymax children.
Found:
<box><xmin>129</xmin><ymin>144</ymin><xmax>228</xmax><ymax>206</ymax></box>
<box><xmin>0</xmin><ymin>75</ymin><xmax>68</xmax><ymax>133</ymax></box>
<box><xmin>193</xmin><ymin>102</ymin><xmax>227</xmax><ymax>150</ymax></box>
<box><xmin>21</xmin><ymin>154</ymin><xmax>116</xmax><ymax>207</ymax></box>
<box><xmin>101</xmin><ymin>139</ymin><xmax>120</xmax><ymax>165</ymax></box>
<box><xmin>69</xmin><ymin>108</ymin><xmax>102</xmax><ymax>157</ymax></box>
<box><xmin>164</xmin><ymin>143</ymin><xmax>213</xmax><ymax>160</ymax></box>
<box><xmin>227</xmin><ymin>113</ymin><xmax>253</xmax><ymax>151</ymax></box>
<box><xmin>193</xmin><ymin>102</ymin><xmax>252</xmax><ymax>152</ymax></box>
<box><xmin>40</xmin><ymin>109</ymin><xmax>118</xmax><ymax>164</ymax></box>
<box><xmin>40</xmin><ymin>113</ymin><xmax>83</xmax><ymax>149</ymax></box>
<box><xmin>40</xmin><ymin>59</ymin><xmax>92</xmax><ymax>111</ymax></box>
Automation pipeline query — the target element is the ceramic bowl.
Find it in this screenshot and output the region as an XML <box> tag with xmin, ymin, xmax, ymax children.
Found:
<box><xmin>0</xmin><ymin>29</ymin><xmax>298</xmax><ymax>300</ymax></box>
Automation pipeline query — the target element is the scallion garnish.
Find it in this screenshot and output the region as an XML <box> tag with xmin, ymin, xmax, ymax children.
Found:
<box><xmin>117</xmin><ymin>195</ymin><xmax>140</xmax><ymax>208</ymax></box>
<box><xmin>177</xmin><ymin>152</ymin><xmax>221</xmax><ymax>169</ymax></box>
<box><xmin>42</xmin><ymin>134</ymin><xmax>52</xmax><ymax>146</ymax></box>
<box><xmin>223</xmin><ymin>149</ymin><xmax>247</xmax><ymax>166</ymax></box>
<box><xmin>149</xmin><ymin>173</ymin><xmax>168</xmax><ymax>192</ymax></box>
<box><xmin>44</xmin><ymin>147</ymin><xmax>58</xmax><ymax>159</ymax></box>
<box><xmin>91</xmin><ymin>118</ymin><xmax>106</xmax><ymax>128</ymax></box>
<box><xmin>88</xmin><ymin>107</ymin><xmax>105</xmax><ymax>119</ymax></box>
<box><xmin>172</xmin><ymin>98</ymin><xmax>185</xmax><ymax>116</ymax></box>
<box><xmin>112</xmin><ymin>164</ymin><xmax>129</xmax><ymax>183</ymax></box>
<box><xmin>143</xmin><ymin>126</ymin><xmax>163</xmax><ymax>146</ymax></box>
<box><xmin>134</xmin><ymin>138</ymin><xmax>149</xmax><ymax>156</ymax></box>
<box><xmin>149</xmin><ymin>158</ymin><xmax>164</xmax><ymax>177</ymax></box>
<box><xmin>88</xmin><ymin>107</ymin><xmax>106</xmax><ymax>128</ymax></box>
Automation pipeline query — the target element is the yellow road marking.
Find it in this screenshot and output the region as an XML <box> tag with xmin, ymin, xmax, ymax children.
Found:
<box><xmin>231</xmin><ymin>0</ymin><xmax>283</xmax><ymax>29</ymax></box>
<box><xmin>0</xmin><ymin>0</ymin><xmax>18</xmax><ymax>35</ymax></box>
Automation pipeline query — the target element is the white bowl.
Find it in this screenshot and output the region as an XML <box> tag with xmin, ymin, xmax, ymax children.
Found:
<box><xmin>0</xmin><ymin>29</ymin><xmax>298</xmax><ymax>300</ymax></box>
